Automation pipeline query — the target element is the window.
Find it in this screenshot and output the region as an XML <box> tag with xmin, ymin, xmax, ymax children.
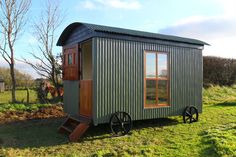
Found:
<box><xmin>144</xmin><ymin>51</ymin><xmax>169</xmax><ymax>108</ymax></box>
<box><xmin>64</xmin><ymin>49</ymin><xmax>76</xmax><ymax>66</ymax></box>
<box><xmin>68</xmin><ymin>53</ymin><xmax>73</xmax><ymax>65</ymax></box>
<box><xmin>63</xmin><ymin>45</ymin><xmax>79</xmax><ymax>80</ymax></box>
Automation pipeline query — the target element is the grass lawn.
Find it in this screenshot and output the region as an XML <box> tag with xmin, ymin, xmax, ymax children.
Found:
<box><xmin>0</xmin><ymin>86</ymin><xmax>236</xmax><ymax>157</ymax></box>
<box><xmin>0</xmin><ymin>89</ymin><xmax>37</xmax><ymax>104</ymax></box>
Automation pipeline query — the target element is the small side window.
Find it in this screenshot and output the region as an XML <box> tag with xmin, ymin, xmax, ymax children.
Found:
<box><xmin>68</xmin><ymin>53</ymin><xmax>73</xmax><ymax>65</ymax></box>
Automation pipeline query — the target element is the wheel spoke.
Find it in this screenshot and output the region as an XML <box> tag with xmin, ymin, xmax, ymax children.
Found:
<box><xmin>185</xmin><ymin>111</ymin><xmax>191</xmax><ymax>116</ymax></box>
<box><xmin>123</xmin><ymin>121</ymin><xmax>131</xmax><ymax>125</ymax></box>
<box><xmin>190</xmin><ymin>116</ymin><xmax>195</xmax><ymax>123</ymax></box>
<box><xmin>190</xmin><ymin>107</ymin><xmax>196</xmax><ymax>114</ymax></box>
<box><xmin>121</xmin><ymin>113</ymin><xmax>125</xmax><ymax>122</ymax></box>
<box><xmin>121</xmin><ymin>123</ymin><xmax>127</xmax><ymax>133</ymax></box>
<box><xmin>186</xmin><ymin>116</ymin><xmax>191</xmax><ymax>121</ymax></box>
<box><xmin>114</xmin><ymin>114</ymin><xmax>122</xmax><ymax>125</ymax></box>
<box><xmin>111</xmin><ymin>122</ymin><xmax>120</xmax><ymax>126</ymax></box>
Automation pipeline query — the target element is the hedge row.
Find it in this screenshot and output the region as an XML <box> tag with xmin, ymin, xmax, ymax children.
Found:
<box><xmin>203</xmin><ymin>56</ymin><xmax>236</xmax><ymax>87</ymax></box>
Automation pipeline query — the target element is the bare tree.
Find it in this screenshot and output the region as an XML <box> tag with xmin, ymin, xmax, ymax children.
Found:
<box><xmin>23</xmin><ymin>0</ymin><xmax>64</xmax><ymax>99</ymax></box>
<box><xmin>0</xmin><ymin>0</ymin><xmax>31</xmax><ymax>103</ymax></box>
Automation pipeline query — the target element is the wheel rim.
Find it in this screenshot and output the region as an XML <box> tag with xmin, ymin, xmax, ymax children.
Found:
<box><xmin>110</xmin><ymin>112</ymin><xmax>132</xmax><ymax>135</ymax></box>
<box><xmin>183</xmin><ymin>106</ymin><xmax>198</xmax><ymax>123</ymax></box>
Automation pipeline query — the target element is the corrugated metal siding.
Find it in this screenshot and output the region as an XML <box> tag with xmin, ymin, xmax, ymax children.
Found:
<box><xmin>57</xmin><ymin>22</ymin><xmax>208</xmax><ymax>46</ymax></box>
<box><xmin>65</xmin><ymin>25</ymin><xmax>93</xmax><ymax>46</ymax></box>
<box><xmin>95</xmin><ymin>32</ymin><xmax>204</xmax><ymax>49</ymax></box>
<box><xmin>63</xmin><ymin>81</ymin><xmax>79</xmax><ymax>115</ymax></box>
<box><xmin>93</xmin><ymin>37</ymin><xmax>202</xmax><ymax>125</ymax></box>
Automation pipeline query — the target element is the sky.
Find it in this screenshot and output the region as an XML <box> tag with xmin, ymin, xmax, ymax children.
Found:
<box><xmin>0</xmin><ymin>0</ymin><xmax>236</xmax><ymax>78</ymax></box>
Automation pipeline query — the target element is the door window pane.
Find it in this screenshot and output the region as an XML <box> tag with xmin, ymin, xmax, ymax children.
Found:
<box><xmin>158</xmin><ymin>80</ymin><xmax>168</xmax><ymax>104</ymax></box>
<box><xmin>158</xmin><ymin>54</ymin><xmax>167</xmax><ymax>78</ymax></box>
<box><xmin>68</xmin><ymin>54</ymin><xmax>73</xmax><ymax>65</ymax></box>
<box><xmin>146</xmin><ymin>53</ymin><xmax>156</xmax><ymax>78</ymax></box>
<box><xmin>146</xmin><ymin>80</ymin><xmax>156</xmax><ymax>104</ymax></box>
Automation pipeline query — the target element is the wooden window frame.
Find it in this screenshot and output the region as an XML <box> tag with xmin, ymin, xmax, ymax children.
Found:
<box><xmin>144</xmin><ymin>50</ymin><xmax>170</xmax><ymax>108</ymax></box>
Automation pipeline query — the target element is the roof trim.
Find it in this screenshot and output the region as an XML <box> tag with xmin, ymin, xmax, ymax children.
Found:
<box><xmin>57</xmin><ymin>22</ymin><xmax>209</xmax><ymax>46</ymax></box>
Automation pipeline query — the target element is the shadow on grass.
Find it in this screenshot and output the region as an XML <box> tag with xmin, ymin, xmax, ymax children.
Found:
<box><xmin>211</xmin><ymin>101</ymin><xmax>236</xmax><ymax>107</ymax></box>
<box><xmin>0</xmin><ymin>117</ymin><xmax>180</xmax><ymax>149</ymax></box>
<box><xmin>81</xmin><ymin>117</ymin><xmax>179</xmax><ymax>142</ymax></box>
<box><xmin>133</xmin><ymin>118</ymin><xmax>179</xmax><ymax>129</ymax></box>
<box><xmin>198</xmin><ymin>131</ymin><xmax>218</xmax><ymax>157</ymax></box>
<box><xmin>0</xmin><ymin>117</ymin><xmax>68</xmax><ymax>149</ymax></box>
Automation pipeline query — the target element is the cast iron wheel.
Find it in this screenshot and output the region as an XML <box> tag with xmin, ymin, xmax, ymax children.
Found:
<box><xmin>109</xmin><ymin>111</ymin><xmax>132</xmax><ymax>135</ymax></box>
<box><xmin>183</xmin><ymin>106</ymin><xmax>199</xmax><ymax>123</ymax></box>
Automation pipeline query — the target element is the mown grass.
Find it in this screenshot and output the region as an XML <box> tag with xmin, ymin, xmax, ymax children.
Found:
<box><xmin>205</xmin><ymin>123</ymin><xmax>236</xmax><ymax>157</ymax></box>
<box><xmin>0</xmin><ymin>86</ymin><xmax>235</xmax><ymax>157</ymax></box>
<box><xmin>0</xmin><ymin>89</ymin><xmax>37</xmax><ymax>104</ymax></box>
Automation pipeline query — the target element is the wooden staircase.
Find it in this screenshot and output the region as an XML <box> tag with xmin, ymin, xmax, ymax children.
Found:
<box><xmin>58</xmin><ymin>115</ymin><xmax>91</xmax><ymax>142</ymax></box>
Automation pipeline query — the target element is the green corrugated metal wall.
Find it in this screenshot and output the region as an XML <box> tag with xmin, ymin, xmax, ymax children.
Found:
<box><xmin>92</xmin><ymin>37</ymin><xmax>202</xmax><ymax>125</ymax></box>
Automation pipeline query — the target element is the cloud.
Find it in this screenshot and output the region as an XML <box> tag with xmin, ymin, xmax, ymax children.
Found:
<box><xmin>216</xmin><ymin>0</ymin><xmax>236</xmax><ymax>16</ymax></box>
<box><xmin>158</xmin><ymin>0</ymin><xmax>236</xmax><ymax>59</ymax></box>
<box><xmin>159</xmin><ymin>15</ymin><xmax>236</xmax><ymax>40</ymax></box>
<box><xmin>82</xmin><ymin>0</ymin><xmax>96</xmax><ymax>9</ymax></box>
<box><xmin>80</xmin><ymin>0</ymin><xmax>141</xmax><ymax>10</ymax></box>
<box><xmin>159</xmin><ymin>16</ymin><xmax>236</xmax><ymax>58</ymax></box>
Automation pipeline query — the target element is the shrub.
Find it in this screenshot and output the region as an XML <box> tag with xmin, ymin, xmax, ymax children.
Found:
<box><xmin>203</xmin><ymin>56</ymin><xmax>236</xmax><ymax>87</ymax></box>
<box><xmin>0</xmin><ymin>103</ymin><xmax>51</xmax><ymax>112</ymax></box>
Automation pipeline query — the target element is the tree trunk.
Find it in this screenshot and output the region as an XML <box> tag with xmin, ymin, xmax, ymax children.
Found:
<box><xmin>51</xmin><ymin>76</ymin><xmax>60</xmax><ymax>98</ymax></box>
<box><xmin>54</xmin><ymin>74</ymin><xmax>61</xmax><ymax>98</ymax></box>
<box><xmin>10</xmin><ymin>64</ymin><xmax>16</xmax><ymax>103</ymax></box>
<box><xmin>26</xmin><ymin>87</ymin><xmax>29</xmax><ymax>104</ymax></box>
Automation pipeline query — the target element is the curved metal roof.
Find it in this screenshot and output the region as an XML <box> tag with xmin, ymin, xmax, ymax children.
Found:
<box><xmin>57</xmin><ymin>22</ymin><xmax>209</xmax><ymax>46</ymax></box>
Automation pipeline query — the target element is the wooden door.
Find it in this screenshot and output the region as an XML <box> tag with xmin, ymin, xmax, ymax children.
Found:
<box><xmin>79</xmin><ymin>80</ymin><xmax>92</xmax><ymax>117</ymax></box>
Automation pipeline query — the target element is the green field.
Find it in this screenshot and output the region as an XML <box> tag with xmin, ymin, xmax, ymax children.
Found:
<box><xmin>0</xmin><ymin>89</ymin><xmax>37</xmax><ymax>104</ymax></box>
<box><xmin>0</xmin><ymin>86</ymin><xmax>236</xmax><ymax>157</ymax></box>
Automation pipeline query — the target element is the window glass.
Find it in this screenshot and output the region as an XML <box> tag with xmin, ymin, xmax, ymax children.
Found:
<box><xmin>146</xmin><ymin>80</ymin><xmax>156</xmax><ymax>105</ymax></box>
<box><xmin>158</xmin><ymin>54</ymin><xmax>167</xmax><ymax>78</ymax></box>
<box><xmin>145</xmin><ymin>51</ymin><xmax>169</xmax><ymax>107</ymax></box>
<box><xmin>146</xmin><ymin>53</ymin><xmax>156</xmax><ymax>78</ymax></box>
<box><xmin>158</xmin><ymin>80</ymin><xmax>168</xmax><ymax>104</ymax></box>
<box><xmin>68</xmin><ymin>54</ymin><xmax>73</xmax><ymax>65</ymax></box>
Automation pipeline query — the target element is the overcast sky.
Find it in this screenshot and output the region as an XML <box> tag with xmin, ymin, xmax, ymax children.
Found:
<box><xmin>0</xmin><ymin>0</ymin><xmax>235</xmax><ymax>78</ymax></box>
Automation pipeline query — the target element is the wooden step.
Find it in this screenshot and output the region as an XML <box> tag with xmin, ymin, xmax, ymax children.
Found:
<box><xmin>69</xmin><ymin>123</ymin><xmax>90</xmax><ymax>142</ymax></box>
<box><xmin>67</xmin><ymin>116</ymin><xmax>81</xmax><ymax>124</ymax></box>
<box><xmin>77</xmin><ymin>115</ymin><xmax>92</xmax><ymax>123</ymax></box>
<box><xmin>58</xmin><ymin>115</ymin><xmax>91</xmax><ymax>142</ymax></box>
<box><xmin>60</xmin><ymin>125</ymin><xmax>73</xmax><ymax>134</ymax></box>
